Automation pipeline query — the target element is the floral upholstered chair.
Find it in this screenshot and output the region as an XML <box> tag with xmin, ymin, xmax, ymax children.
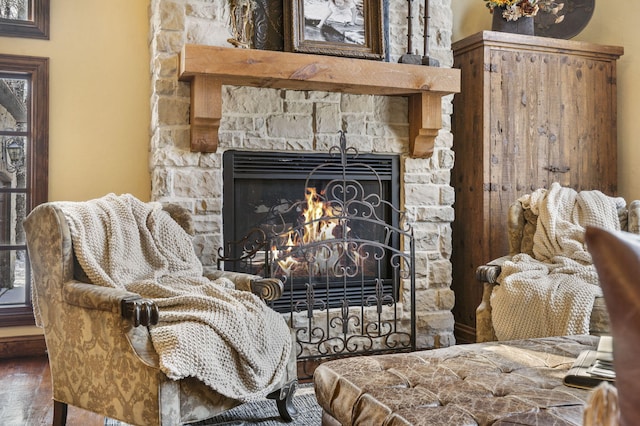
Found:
<box><xmin>24</xmin><ymin>198</ymin><xmax>298</xmax><ymax>426</ymax></box>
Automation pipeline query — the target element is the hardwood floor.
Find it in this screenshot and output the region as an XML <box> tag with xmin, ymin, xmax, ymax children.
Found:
<box><xmin>0</xmin><ymin>355</ymin><xmax>105</xmax><ymax>426</ymax></box>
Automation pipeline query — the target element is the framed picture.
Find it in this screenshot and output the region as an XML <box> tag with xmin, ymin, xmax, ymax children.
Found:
<box><xmin>285</xmin><ymin>0</ymin><xmax>386</xmax><ymax>60</ymax></box>
<box><xmin>0</xmin><ymin>0</ymin><xmax>50</xmax><ymax>40</ymax></box>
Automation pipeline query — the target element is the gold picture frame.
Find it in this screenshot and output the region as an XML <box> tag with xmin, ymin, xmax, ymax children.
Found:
<box><xmin>285</xmin><ymin>0</ymin><xmax>385</xmax><ymax>60</ymax></box>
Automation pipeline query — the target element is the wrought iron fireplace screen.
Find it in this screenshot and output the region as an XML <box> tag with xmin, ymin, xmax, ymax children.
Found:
<box><xmin>221</xmin><ymin>132</ymin><xmax>416</xmax><ymax>363</ymax></box>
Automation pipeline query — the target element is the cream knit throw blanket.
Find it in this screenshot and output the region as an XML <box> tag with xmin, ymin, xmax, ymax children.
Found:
<box><xmin>58</xmin><ymin>194</ymin><xmax>292</xmax><ymax>402</ymax></box>
<box><xmin>491</xmin><ymin>183</ymin><xmax>625</xmax><ymax>340</ymax></box>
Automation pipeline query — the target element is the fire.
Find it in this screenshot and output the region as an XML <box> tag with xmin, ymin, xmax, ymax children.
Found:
<box><xmin>272</xmin><ymin>188</ymin><xmax>356</xmax><ymax>277</ymax></box>
<box><xmin>301</xmin><ymin>188</ymin><xmax>339</xmax><ymax>244</ymax></box>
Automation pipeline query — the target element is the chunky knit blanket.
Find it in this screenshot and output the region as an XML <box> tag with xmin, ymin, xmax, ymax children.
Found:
<box><xmin>59</xmin><ymin>194</ymin><xmax>292</xmax><ymax>402</ymax></box>
<box><xmin>491</xmin><ymin>183</ymin><xmax>625</xmax><ymax>340</ymax></box>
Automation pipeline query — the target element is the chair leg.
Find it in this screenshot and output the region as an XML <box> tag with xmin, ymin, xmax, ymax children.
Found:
<box><xmin>52</xmin><ymin>400</ymin><xmax>68</xmax><ymax>426</ymax></box>
<box><xmin>267</xmin><ymin>379</ymin><xmax>298</xmax><ymax>422</ymax></box>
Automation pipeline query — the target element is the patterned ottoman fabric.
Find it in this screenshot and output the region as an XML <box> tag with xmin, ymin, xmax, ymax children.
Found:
<box><xmin>313</xmin><ymin>335</ymin><xmax>598</xmax><ymax>426</ymax></box>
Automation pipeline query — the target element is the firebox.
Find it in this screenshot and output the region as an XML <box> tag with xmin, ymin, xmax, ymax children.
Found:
<box><xmin>222</xmin><ymin>147</ymin><xmax>400</xmax><ymax>313</ymax></box>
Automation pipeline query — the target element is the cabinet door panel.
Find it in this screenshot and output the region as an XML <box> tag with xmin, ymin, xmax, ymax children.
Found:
<box><xmin>489</xmin><ymin>48</ymin><xmax>549</xmax><ymax>259</ymax></box>
<box><xmin>550</xmin><ymin>57</ymin><xmax>617</xmax><ymax>194</ymax></box>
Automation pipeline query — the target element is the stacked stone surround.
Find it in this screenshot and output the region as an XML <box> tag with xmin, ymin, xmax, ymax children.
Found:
<box><xmin>149</xmin><ymin>0</ymin><xmax>456</xmax><ymax>350</ymax></box>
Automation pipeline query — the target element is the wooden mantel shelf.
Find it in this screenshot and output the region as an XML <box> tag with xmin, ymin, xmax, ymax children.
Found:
<box><xmin>179</xmin><ymin>45</ymin><xmax>460</xmax><ymax>157</ymax></box>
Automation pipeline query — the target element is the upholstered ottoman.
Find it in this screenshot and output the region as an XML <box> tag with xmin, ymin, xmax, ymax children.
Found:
<box><xmin>313</xmin><ymin>335</ymin><xmax>598</xmax><ymax>425</ymax></box>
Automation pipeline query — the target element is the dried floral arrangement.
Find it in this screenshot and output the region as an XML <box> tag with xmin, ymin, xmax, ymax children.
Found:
<box><xmin>485</xmin><ymin>0</ymin><xmax>565</xmax><ymax>23</ymax></box>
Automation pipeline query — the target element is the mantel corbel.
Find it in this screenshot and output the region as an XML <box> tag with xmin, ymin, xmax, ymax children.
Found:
<box><xmin>179</xmin><ymin>45</ymin><xmax>460</xmax><ymax>158</ymax></box>
<box><xmin>189</xmin><ymin>75</ymin><xmax>221</xmax><ymax>153</ymax></box>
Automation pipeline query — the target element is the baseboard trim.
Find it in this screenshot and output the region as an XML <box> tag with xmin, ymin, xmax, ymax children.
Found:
<box><xmin>0</xmin><ymin>334</ymin><xmax>47</xmax><ymax>359</ymax></box>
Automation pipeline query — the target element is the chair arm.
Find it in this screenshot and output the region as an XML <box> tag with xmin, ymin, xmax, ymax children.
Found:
<box><xmin>475</xmin><ymin>256</ymin><xmax>511</xmax><ymax>284</ymax></box>
<box><xmin>476</xmin><ymin>256</ymin><xmax>511</xmax><ymax>342</ymax></box>
<box><xmin>63</xmin><ymin>281</ymin><xmax>159</xmax><ymax>327</ymax></box>
<box><xmin>205</xmin><ymin>270</ymin><xmax>284</xmax><ymax>301</ymax></box>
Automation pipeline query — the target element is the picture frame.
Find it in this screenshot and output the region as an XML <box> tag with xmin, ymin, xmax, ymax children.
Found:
<box><xmin>0</xmin><ymin>0</ymin><xmax>50</xmax><ymax>40</ymax></box>
<box><xmin>253</xmin><ymin>0</ymin><xmax>284</xmax><ymax>51</ymax></box>
<box><xmin>284</xmin><ymin>0</ymin><xmax>386</xmax><ymax>60</ymax></box>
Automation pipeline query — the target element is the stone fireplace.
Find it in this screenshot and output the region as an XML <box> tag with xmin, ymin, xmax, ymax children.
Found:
<box><xmin>148</xmin><ymin>0</ymin><xmax>457</xmax><ymax>351</ymax></box>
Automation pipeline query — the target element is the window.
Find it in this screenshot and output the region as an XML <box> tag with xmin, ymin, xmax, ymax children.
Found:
<box><xmin>0</xmin><ymin>54</ymin><xmax>48</xmax><ymax>326</ymax></box>
<box><xmin>0</xmin><ymin>0</ymin><xmax>50</xmax><ymax>39</ymax></box>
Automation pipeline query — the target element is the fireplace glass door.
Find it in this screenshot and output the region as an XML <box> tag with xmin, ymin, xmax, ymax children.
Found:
<box><xmin>223</xmin><ymin>149</ymin><xmax>400</xmax><ymax>313</ymax></box>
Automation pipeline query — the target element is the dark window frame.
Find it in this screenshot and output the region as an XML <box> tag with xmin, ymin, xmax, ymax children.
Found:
<box><xmin>0</xmin><ymin>53</ymin><xmax>48</xmax><ymax>326</ymax></box>
<box><xmin>0</xmin><ymin>0</ymin><xmax>49</xmax><ymax>40</ymax></box>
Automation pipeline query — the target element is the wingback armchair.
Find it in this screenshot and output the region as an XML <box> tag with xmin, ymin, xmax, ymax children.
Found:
<box><xmin>24</xmin><ymin>200</ymin><xmax>298</xmax><ymax>426</ymax></box>
<box><xmin>475</xmin><ymin>195</ymin><xmax>640</xmax><ymax>342</ymax></box>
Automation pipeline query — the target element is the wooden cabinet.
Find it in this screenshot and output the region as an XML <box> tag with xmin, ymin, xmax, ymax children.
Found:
<box><xmin>451</xmin><ymin>31</ymin><xmax>623</xmax><ymax>343</ymax></box>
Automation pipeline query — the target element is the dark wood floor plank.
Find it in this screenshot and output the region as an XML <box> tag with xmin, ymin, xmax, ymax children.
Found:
<box><xmin>0</xmin><ymin>357</ymin><xmax>45</xmax><ymax>424</ymax></box>
<box><xmin>29</xmin><ymin>359</ymin><xmax>57</xmax><ymax>426</ymax></box>
<box><xmin>0</xmin><ymin>356</ymin><xmax>105</xmax><ymax>426</ymax></box>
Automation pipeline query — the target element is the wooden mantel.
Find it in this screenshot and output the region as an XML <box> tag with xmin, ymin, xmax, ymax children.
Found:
<box><xmin>179</xmin><ymin>45</ymin><xmax>460</xmax><ymax>157</ymax></box>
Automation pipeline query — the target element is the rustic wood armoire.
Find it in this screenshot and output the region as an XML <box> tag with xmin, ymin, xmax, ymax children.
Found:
<box><xmin>451</xmin><ymin>31</ymin><xmax>624</xmax><ymax>343</ymax></box>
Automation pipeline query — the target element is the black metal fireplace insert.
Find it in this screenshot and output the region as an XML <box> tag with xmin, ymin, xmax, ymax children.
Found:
<box><xmin>222</xmin><ymin>143</ymin><xmax>401</xmax><ymax>312</ymax></box>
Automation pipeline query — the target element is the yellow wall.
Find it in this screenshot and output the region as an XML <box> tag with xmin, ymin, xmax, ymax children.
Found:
<box><xmin>0</xmin><ymin>0</ymin><xmax>151</xmax><ymax>202</ymax></box>
<box><xmin>453</xmin><ymin>1</ymin><xmax>640</xmax><ymax>201</ymax></box>
<box><xmin>0</xmin><ymin>0</ymin><xmax>151</xmax><ymax>338</ymax></box>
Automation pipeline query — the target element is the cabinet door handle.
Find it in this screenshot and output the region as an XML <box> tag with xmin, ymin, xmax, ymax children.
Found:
<box><xmin>544</xmin><ymin>165</ymin><xmax>570</xmax><ymax>173</ymax></box>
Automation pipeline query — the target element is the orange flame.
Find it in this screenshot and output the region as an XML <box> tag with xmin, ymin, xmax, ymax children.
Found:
<box><xmin>272</xmin><ymin>188</ymin><xmax>356</xmax><ymax>277</ymax></box>
<box><xmin>302</xmin><ymin>188</ymin><xmax>338</xmax><ymax>244</ymax></box>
